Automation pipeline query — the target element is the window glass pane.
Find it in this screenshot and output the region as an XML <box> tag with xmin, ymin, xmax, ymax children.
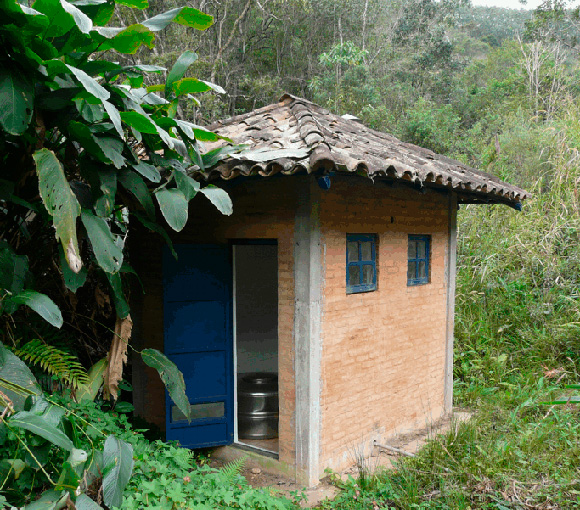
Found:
<box><xmin>347</xmin><ymin>242</ymin><xmax>359</xmax><ymax>262</ymax></box>
<box><xmin>172</xmin><ymin>402</ymin><xmax>225</xmax><ymax>422</ymax></box>
<box><xmin>362</xmin><ymin>264</ymin><xmax>374</xmax><ymax>284</ymax></box>
<box><xmin>417</xmin><ymin>240</ymin><xmax>426</xmax><ymax>259</ymax></box>
<box><xmin>418</xmin><ymin>260</ymin><xmax>426</xmax><ymax>279</ymax></box>
<box><xmin>348</xmin><ymin>265</ymin><xmax>360</xmax><ymax>286</ymax></box>
<box><xmin>360</xmin><ymin>241</ymin><xmax>372</xmax><ymax>261</ymax></box>
<box><xmin>408</xmin><ymin>240</ymin><xmax>417</xmax><ymax>259</ymax></box>
<box><xmin>408</xmin><ymin>261</ymin><xmax>416</xmax><ymax>280</ymax></box>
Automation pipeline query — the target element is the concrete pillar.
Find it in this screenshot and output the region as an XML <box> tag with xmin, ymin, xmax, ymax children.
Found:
<box><xmin>293</xmin><ymin>177</ymin><xmax>323</xmax><ymax>486</ymax></box>
<box><xmin>444</xmin><ymin>192</ymin><xmax>458</xmax><ymax>413</ymax></box>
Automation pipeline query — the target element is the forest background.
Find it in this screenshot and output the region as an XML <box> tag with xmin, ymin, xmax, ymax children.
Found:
<box><xmin>2</xmin><ymin>0</ymin><xmax>580</xmax><ymax>508</ymax></box>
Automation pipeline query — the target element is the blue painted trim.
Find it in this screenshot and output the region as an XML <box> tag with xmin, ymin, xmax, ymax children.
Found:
<box><xmin>407</xmin><ymin>235</ymin><xmax>430</xmax><ymax>286</ymax></box>
<box><xmin>346</xmin><ymin>234</ymin><xmax>377</xmax><ymax>294</ymax></box>
<box><xmin>317</xmin><ymin>175</ymin><xmax>332</xmax><ymax>190</ymax></box>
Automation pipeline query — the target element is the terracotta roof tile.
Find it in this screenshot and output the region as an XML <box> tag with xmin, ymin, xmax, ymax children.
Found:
<box><xmin>197</xmin><ymin>94</ymin><xmax>528</xmax><ymax>207</ymax></box>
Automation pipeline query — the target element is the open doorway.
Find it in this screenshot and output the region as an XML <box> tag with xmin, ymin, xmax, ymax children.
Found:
<box><xmin>232</xmin><ymin>241</ymin><xmax>279</xmax><ymax>455</ymax></box>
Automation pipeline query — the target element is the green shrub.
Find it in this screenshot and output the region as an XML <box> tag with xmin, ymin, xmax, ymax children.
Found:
<box><xmin>401</xmin><ymin>98</ymin><xmax>466</xmax><ymax>156</ymax></box>
<box><xmin>0</xmin><ymin>367</ymin><xmax>293</xmax><ymax>509</ymax></box>
<box><xmin>123</xmin><ymin>442</ymin><xmax>293</xmax><ymax>510</ymax></box>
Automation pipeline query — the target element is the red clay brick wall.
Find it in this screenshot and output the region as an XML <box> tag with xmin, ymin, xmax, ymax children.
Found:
<box><xmin>318</xmin><ymin>176</ymin><xmax>450</xmax><ymax>473</ymax></box>
<box><xmin>130</xmin><ymin>176</ymin><xmax>300</xmax><ymax>466</ymax></box>
<box><xmin>132</xmin><ymin>173</ymin><xmax>452</xmax><ymax>477</ymax></box>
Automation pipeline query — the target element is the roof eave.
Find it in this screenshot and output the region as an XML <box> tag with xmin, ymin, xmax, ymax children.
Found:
<box><xmin>190</xmin><ymin>160</ymin><xmax>526</xmax><ymax>209</ymax></box>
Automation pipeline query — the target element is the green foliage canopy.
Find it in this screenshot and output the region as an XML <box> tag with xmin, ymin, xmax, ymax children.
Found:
<box><xmin>0</xmin><ymin>0</ymin><xmax>233</xmax><ymax>327</ymax></box>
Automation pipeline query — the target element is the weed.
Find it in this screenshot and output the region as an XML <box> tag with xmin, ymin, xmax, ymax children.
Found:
<box><xmin>123</xmin><ymin>441</ymin><xmax>294</xmax><ymax>509</ymax></box>
<box><xmin>289</xmin><ymin>488</ymin><xmax>308</xmax><ymax>504</ymax></box>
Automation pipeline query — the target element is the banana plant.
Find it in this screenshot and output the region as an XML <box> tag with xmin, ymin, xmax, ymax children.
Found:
<box><xmin>0</xmin><ymin>3</ymin><xmax>236</xmax><ymax>490</ymax></box>
<box><xmin>0</xmin><ymin>0</ymin><xmax>237</xmax><ymax>327</ymax></box>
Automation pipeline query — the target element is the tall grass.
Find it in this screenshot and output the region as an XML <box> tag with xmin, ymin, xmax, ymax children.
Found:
<box><xmin>456</xmin><ymin>109</ymin><xmax>580</xmax><ymax>408</ymax></box>
<box><xmin>323</xmin><ymin>397</ymin><xmax>580</xmax><ymax>509</ymax></box>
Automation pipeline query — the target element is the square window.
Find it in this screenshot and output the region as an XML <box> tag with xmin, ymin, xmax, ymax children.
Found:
<box><xmin>408</xmin><ymin>235</ymin><xmax>430</xmax><ymax>286</ymax></box>
<box><xmin>346</xmin><ymin>234</ymin><xmax>377</xmax><ymax>294</ymax></box>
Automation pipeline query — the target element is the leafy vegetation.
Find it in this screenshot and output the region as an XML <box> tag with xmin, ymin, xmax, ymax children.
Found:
<box><xmin>0</xmin><ymin>0</ymin><xmax>254</xmax><ymax>507</ymax></box>
<box><xmin>0</xmin><ymin>343</ymin><xmax>294</xmax><ymax>509</ymax></box>
<box><xmin>0</xmin><ymin>0</ymin><xmax>235</xmax><ymax>499</ymax></box>
<box><xmin>0</xmin><ymin>341</ymin><xmax>134</xmax><ymax>508</ymax></box>
<box><xmin>0</xmin><ymin>0</ymin><xmax>234</xmax><ymax>330</ymax></box>
<box><xmin>123</xmin><ymin>443</ymin><xmax>293</xmax><ymax>510</ymax></box>
<box><xmin>4</xmin><ymin>0</ymin><xmax>580</xmax><ymax>507</ymax></box>
<box><xmin>0</xmin><ymin>311</ymin><xmax>294</xmax><ymax>509</ymax></box>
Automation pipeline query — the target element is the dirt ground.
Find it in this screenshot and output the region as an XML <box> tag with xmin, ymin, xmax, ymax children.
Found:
<box><xmin>211</xmin><ymin>411</ymin><xmax>471</xmax><ymax>508</ymax></box>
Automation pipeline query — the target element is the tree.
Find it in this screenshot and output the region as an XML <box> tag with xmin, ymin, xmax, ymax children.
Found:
<box><xmin>524</xmin><ymin>0</ymin><xmax>580</xmax><ymax>46</ymax></box>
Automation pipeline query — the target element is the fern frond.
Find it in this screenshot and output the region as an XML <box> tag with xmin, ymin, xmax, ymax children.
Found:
<box><xmin>15</xmin><ymin>340</ymin><xmax>89</xmax><ymax>389</ymax></box>
<box><xmin>220</xmin><ymin>455</ymin><xmax>247</xmax><ymax>484</ymax></box>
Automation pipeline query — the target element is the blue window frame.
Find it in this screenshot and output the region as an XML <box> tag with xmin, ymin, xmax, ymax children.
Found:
<box><xmin>408</xmin><ymin>235</ymin><xmax>430</xmax><ymax>286</ymax></box>
<box><xmin>346</xmin><ymin>234</ymin><xmax>377</xmax><ymax>294</ymax></box>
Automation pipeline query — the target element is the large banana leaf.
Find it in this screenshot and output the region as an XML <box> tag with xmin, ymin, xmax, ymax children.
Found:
<box><xmin>0</xmin><ymin>68</ymin><xmax>34</xmax><ymax>136</ymax></box>
<box><xmin>9</xmin><ymin>411</ymin><xmax>74</xmax><ymax>451</ymax></box>
<box><xmin>0</xmin><ymin>343</ymin><xmax>41</xmax><ymax>412</ymax></box>
<box><xmin>80</xmin><ymin>210</ymin><xmax>123</xmax><ymax>273</ymax></box>
<box><xmin>9</xmin><ymin>291</ymin><xmax>63</xmax><ymax>328</ymax></box>
<box><xmin>33</xmin><ymin>149</ymin><xmax>82</xmax><ymax>273</ymax></box>
<box><xmin>141</xmin><ymin>348</ymin><xmax>192</xmax><ymax>422</ymax></box>
<box><xmin>103</xmin><ymin>436</ymin><xmax>133</xmax><ymax>509</ymax></box>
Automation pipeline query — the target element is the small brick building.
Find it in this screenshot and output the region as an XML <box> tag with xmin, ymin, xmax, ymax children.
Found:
<box><xmin>131</xmin><ymin>95</ymin><xmax>527</xmax><ymax>485</ymax></box>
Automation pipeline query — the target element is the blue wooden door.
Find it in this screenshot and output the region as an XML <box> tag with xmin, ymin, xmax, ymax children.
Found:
<box><xmin>163</xmin><ymin>244</ymin><xmax>233</xmax><ymax>448</ymax></box>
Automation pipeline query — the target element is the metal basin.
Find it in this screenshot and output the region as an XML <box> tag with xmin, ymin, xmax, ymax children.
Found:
<box><xmin>238</xmin><ymin>372</ymin><xmax>279</xmax><ymax>440</ymax></box>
